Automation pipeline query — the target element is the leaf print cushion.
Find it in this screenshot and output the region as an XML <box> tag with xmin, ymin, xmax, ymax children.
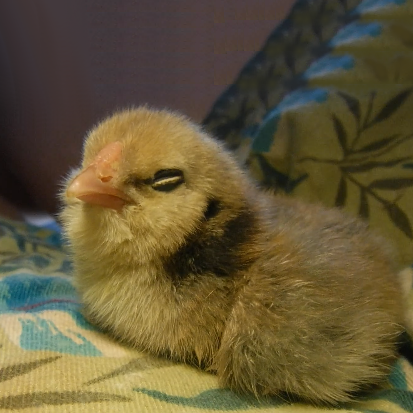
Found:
<box><xmin>204</xmin><ymin>0</ymin><xmax>413</xmax><ymax>266</ymax></box>
<box><xmin>254</xmin><ymin>87</ymin><xmax>413</xmax><ymax>266</ymax></box>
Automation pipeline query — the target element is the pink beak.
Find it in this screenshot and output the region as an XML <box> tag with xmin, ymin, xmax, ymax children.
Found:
<box><xmin>66</xmin><ymin>141</ymin><xmax>132</xmax><ymax>210</ymax></box>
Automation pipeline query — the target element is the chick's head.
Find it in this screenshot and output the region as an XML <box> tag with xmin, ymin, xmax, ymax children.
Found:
<box><xmin>61</xmin><ymin>107</ymin><xmax>250</xmax><ymax>262</ymax></box>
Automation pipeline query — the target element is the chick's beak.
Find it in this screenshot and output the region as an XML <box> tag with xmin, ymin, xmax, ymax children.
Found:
<box><xmin>66</xmin><ymin>141</ymin><xmax>132</xmax><ymax>211</ymax></box>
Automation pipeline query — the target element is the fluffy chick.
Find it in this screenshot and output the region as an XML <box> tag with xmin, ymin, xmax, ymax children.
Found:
<box><xmin>60</xmin><ymin>107</ymin><xmax>404</xmax><ymax>405</ymax></box>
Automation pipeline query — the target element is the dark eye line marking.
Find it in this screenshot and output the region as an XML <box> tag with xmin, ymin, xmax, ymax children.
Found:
<box><xmin>125</xmin><ymin>175</ymin><xmax>144</xmax><ymax>187</ymax></box>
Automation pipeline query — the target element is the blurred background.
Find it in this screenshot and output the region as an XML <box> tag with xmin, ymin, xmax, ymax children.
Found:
<box><xmin>0</xmin><ymin>0</ymin><xmax>295</xmax><ymax>217</ymax></box>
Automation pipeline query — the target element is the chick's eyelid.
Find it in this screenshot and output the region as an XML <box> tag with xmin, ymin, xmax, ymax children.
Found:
<box><xmin>153</xmin><ymin>169</ymin><xmax>184</xmax><ymax>180</ymax></box>
<box><xmin>124</xmin><ymin>169</ymin><xmax>185</xmax><ymax>189</ymax></box>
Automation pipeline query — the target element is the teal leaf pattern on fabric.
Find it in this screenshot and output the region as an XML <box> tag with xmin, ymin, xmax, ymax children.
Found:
<box><xmin>329</xmin><ymin>22</ymin><xmax>382</xmax><ymax>47</ymax></box>
<box><xmin>304</xmin><ymin>55</ymin><xmax>355</xmax><ymax>79</ymax></box>
<box><xmin>354</xmin><ymin>0</ymin><xmax>406</xmax><ymax>14</ymax></box>
<box><xmin>253</xmin><ymin>88</ymin><xmax>329</xmax><ymax>152</ymax></box>
<box><xmin>203</xmin><ymin>0</ymin><xmax>364</xmax><ymax>146</ymax></box>
<box><xmin>19</xmin><ymin>316</ymin><xmax>101</xmax><ymax>356</ymax></box>
<box><xmin>134</xmin><ymin>388</ymin><xmax>285</xmax><ymax>411</ymax></box>
<box><xmin>388</xmin><ymin>359</ymin><xmax>407</xmax><ymax>390</ymax></box>
<box><xmin>0</xmin><ymin>275</ymin><xmax>102</xmax><ymax>356</ymax></box>
<box><xmin>0</xmin><ymin>275</ymin><xmax>80</xmax><ymax>314</ymax></box>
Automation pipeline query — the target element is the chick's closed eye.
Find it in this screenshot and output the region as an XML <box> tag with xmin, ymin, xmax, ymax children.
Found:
<box><xmin>125</xmin><ymin>169</ymin><xmax>185</xmax><ymax>192</ymax></box>
<box><xmin>150</xmin><ymin>169</ymin><xmax>185</xmax><ymax>192</ymax></box>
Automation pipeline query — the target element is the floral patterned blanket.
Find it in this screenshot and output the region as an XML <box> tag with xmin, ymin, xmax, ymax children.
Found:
<box><xmin>0</xmin><ymin>221</ymin><xmax>413</xmax><ymax>412</ymax></box>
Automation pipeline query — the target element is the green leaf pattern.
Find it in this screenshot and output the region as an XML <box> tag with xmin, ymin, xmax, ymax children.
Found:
<box><xmin>204</xmin><ymin>0</ymin><xmax>413</xmax><ymax>265</ymax></box>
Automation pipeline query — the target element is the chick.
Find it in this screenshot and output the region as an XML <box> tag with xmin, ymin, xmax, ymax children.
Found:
<box><xmin>60</xmin><ymin>107</ymin><xmax>404</xmax><ymax>405</ymax></box>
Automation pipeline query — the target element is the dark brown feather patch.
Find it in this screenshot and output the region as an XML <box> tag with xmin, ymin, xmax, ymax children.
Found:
<box><xmin>164</xmin><ymin>205</ymin><xmax>258</xmax><ymax>280</ymax></box>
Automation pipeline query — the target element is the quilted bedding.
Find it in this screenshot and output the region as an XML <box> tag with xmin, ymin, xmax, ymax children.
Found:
<box><xmin>0</xmin><ymin>220</ymin><xmax>412</xmax><ymax>412</ymax></box>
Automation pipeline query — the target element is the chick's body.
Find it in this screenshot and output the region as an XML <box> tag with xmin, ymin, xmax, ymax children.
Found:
<box><xmin>61</xmin><ymin>108</ymin><xmax>403</xmax><ymax>404</ymax></box>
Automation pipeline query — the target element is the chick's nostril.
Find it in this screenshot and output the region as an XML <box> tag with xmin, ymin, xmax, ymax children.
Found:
<box><xmin>94</xmin><ymin>162</ymin><xmax>117</xmax><ymax>183</ymax></box>
<box><xmin>99</xmin><ymin>175</ymin><xmax>113</xmax><ymax>183</ymax></box>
